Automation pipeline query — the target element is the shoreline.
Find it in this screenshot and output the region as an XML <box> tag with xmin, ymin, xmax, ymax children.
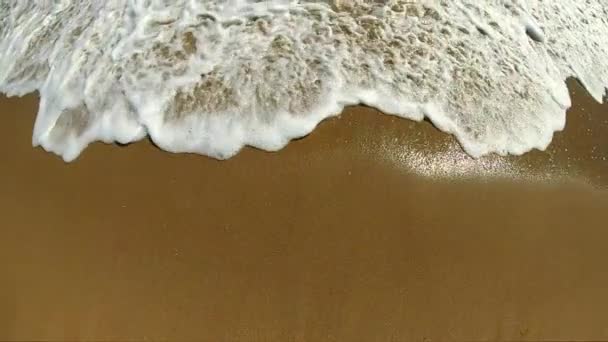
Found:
<box><xmin>2</xmin><ymin>79</ymin><xmax>606</xmax><ymax>187</ymax></box>
<box><xmin>0</xmin><ymin>77</ymin><xmax>607</xmax><ymax>340</ymax></box>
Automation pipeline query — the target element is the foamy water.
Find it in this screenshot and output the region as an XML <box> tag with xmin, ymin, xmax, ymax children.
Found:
<box><xmin>0</xmin><ymin>0</ymin><xmax>607</xmax><ymax>161</ymax></box>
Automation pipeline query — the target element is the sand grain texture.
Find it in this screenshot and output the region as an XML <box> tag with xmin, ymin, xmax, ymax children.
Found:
<box><xmin>0</xmin><ymin>80</ymin><xmax>607</xmax><ymax>341</ymax></box>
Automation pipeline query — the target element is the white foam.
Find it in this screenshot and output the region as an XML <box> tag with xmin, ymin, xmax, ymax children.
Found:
<box><xmin>0</xmin><ymin>0</ymin><xmax>607</xmax><ymax>161</ymax></box>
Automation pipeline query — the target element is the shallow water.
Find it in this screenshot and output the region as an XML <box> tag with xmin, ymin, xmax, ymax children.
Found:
<box><xmin>0</xmin><ymin>0</ymin><xmax>607</xmax><ymax>161</ymax></box>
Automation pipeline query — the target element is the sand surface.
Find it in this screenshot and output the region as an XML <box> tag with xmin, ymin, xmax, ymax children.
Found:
<box><xmin>0</xmin><ymin>80</ymin><xmax>607</xmax><ymax>340</ymax></box>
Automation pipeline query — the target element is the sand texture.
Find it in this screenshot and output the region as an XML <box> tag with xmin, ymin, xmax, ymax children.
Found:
<box><xmin>0</xmin><ymin>80</ymin><xmax>607</xmax><ymax>340</ymax></box>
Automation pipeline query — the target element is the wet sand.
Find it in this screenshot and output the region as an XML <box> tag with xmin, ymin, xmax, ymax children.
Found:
<box><xmin>0</xmin><ymin>80</ymin><xmax>607</xmax><ymax>341</ymax></box>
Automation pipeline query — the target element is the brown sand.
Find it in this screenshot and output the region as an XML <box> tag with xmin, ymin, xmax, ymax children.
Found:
<box><xmin>0</xmin><ymin>80</ymin><xmax>607</xmax><ymax>341</ymax></box>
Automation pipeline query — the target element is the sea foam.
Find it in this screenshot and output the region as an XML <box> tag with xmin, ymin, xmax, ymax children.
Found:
<box><xmin>0</xmin><ymin>0</ymin><xmax>607</xmax><ymax>161</ymax></box>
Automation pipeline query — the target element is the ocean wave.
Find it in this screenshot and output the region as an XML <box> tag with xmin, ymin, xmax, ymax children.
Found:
<box><xmin>1</xmin><ymin>0</ymin><xmax>607</xmax><ymax>161</ymax></box>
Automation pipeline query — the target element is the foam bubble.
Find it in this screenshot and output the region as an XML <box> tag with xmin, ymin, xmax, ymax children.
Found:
<box><xmin>1</xmin><ymin>0</ymin><xmax>607</xmax><ymax>161</ymax></box>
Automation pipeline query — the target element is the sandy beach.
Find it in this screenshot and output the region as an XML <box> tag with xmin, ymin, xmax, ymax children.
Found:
<box><xmin>0</xmin><ymin>79</ymin><xmax>607</xmax><ymax>340</ymax></box>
